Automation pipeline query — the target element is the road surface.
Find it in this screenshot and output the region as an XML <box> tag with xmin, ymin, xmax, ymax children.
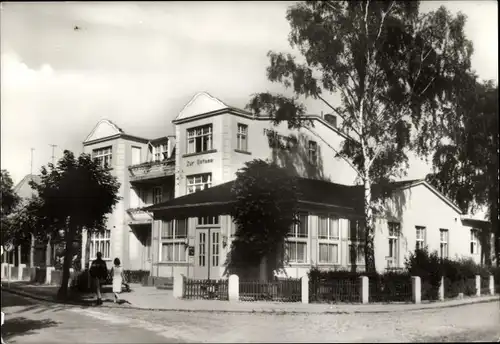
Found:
<box><xmin>2</xmin><ymin>290</ymin><xmax>500</xmax><ymax>343</ymax></box>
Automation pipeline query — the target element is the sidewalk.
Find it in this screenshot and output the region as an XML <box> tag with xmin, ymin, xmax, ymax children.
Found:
<box><xmin>2</xmin><ymin>279</ymin><xmax>499</xmax><ymax>314</ymax></box>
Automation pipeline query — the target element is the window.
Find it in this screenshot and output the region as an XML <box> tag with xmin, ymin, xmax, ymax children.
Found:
<box><xmin>212</xmin><ymin>231</ymin><xmax>220</xmax><ymax>267</ymax></box>
<box><xmin>153</xmin><ymin>187</ymin><xmax>163</xmax><ymax>205</ymax></box>
<box><xmin>388</xmin><ymin>222</ymin><xmax>400</xmax><ymax>267</ymax></box>
<box><xmin>318</xmin><ymin>215</ymin><xmax>340</xmax><ymax>264</ymax></box>
<box><xmin>153</xmin><ymin>143</ymin><xmax>168</xmax><ymax>162</ymax></box>
<box><xmin>308</xmin><ymin>141</ymin><xmax>317</xmax><ymax>164</ymax></box>
<box><xmin>236</xmin><ymin>124</ymin><xmax>248</xmax><ymax>151</ymax></box>
<box><xmin>131</xmin><ymin>146</ymin><xmax>141</xmax><ymax>165</ymax></box>
<box><xmin>440</xmin><ymin>229</ymin><xmax>449</xmax><ymax>259</ymax></box>
<box><xmin>187</xmin><ymin>124</ymin><xmax>213</xmax><ymax>154</ymax></box>
<box><xmin>160</xmin><ymin>219</ymin><xmax>187</xmax><ymax>262</ymax></box>
<box><xmin>470</xmin><ymin>229</ymin><xmax>479</xmax><ymax>255</ymax></box>
<box><xmin>286</xmin><ymin>213</ymin><xmax>308</xmax><ymax>263</ymax></box>
<box><xmin>415</xmin><ymin>226</ymin><xmax>426</xmax><ymax>251</ymax></box>
<box><xmin>187</xmin><ymin>173</ymin><xmax>212</xmax><ymax>194</ymax></box>
<box><xmin>93</xmin><ymin>146</ymin><xmax>112</xmax><ymax>168</ymax></box>
<box><xmin>89</xmin><ymin>229</ymin><xmax>111</xmax><ymax>259</ymax></box>
<box><xmin>348</xmin><ymin>220</ymin><xmax>365</xmax><ymax>265</ymax></box>
<box><xmin>198</xmin><ymin>216</ymin><xmax>219</xmax><ymax>226</ymax></box>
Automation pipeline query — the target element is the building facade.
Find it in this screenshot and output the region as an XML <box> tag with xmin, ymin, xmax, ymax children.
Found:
<box><xmin>80</xmin><ymin>92</ymin><xmax>491</xmax><ymax>277</ymax></box>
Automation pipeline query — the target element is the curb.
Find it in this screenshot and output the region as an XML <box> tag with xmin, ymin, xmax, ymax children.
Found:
<box><xmin>2</xmin><ymin>286</ymin><xmax>499</xmax><ymax>315</ymax></box>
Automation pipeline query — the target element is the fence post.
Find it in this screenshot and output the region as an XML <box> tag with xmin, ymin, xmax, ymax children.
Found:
<box><xmin>489</xmin><ymin>275</ymin><xmax>495</xmax><ymax>296</ymax></box>
<box><xmin>18</xmin><ymin>264</ymin><xmax>26</xmax><ymax>281</ymax></box>
<box><xmin>228</xmin><ymin>274</ymin><xmax>239</xmax><ymax>302</ymax></box>
<box><xmin>475</xmin><ymin>275</ymin><xmax>481</xmax><ymax>297</ymax></box>
<box><xmin>359</xmin><ymin>276</ymin><xmax>369</xmax><ymax>304</ymax></box>
<box><xmin>1</xmin><ymin>263</ymin><xmax>7</xmax><ymax>279</ymax></box>
<box><xmin>412</xmin><ymin>276</ymin><xmax>421</xmax><ymax>304</ymax></box>
<box><xmin>46</xmin><ymin>267</ymin><xmax>54</xmax><ymax>285</ymax></box>
<box><xmin>173</xmin><ymin>274</ymin><xmax>184</xmax><ymax>299</ymax></box>
<box><xmin>301</xmin><ymin>275</ymin><xmax>309</xmax><ymax>304</ymax></box>
<box><xmin>439</xmin><ymin>276</ymin><xmax>444</xmax><ymax>301</ymax></box>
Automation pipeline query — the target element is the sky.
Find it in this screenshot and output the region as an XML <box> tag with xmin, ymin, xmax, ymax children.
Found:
<box><xmin>1</xmin><ymin>1</ymin><xmax>498</xmax><ymax>186</ymax></box>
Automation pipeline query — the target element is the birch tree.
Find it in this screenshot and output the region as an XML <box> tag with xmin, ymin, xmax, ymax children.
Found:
<box><xmin>247</xmin><ymin>1</ymin><xmax>473</xmax><ymax>272</ymax></box>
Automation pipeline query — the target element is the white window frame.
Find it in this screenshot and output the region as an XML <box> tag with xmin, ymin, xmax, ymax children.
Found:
<box><xmin>197</xmin><ymin>216</ymin><xmax>220</xmax><ymax>226</ymax></box>
<box><xmin>92</xmin><ymin>146</ymin><xmax>112</xmax><ymax>169</ymax></box>
<box><xmin>387</xmin><ymin>222</ymin><xmax>400</xmax><ymax>268</ymax></box>
<box><xmin>186</xmin><ymin>173</ymin><xmax>212</xmax><ymax>194</ymax></box>
<box><xmin>348</xmin><ymin>219</ymin><xmax>365</xmax><ymax>265</ymax></box>
<box><xmin>89</xmin><ymin>229</ymin><xmax>111</xmax><ymax>260</ymax></box>
<box><xmin>317</xmin><ymin>215</ymin><xmax>340</xmax><ymax>265</ymax></box>
<box><xmin>236</xmin><ymin>123</ymin><xmax>248</xmax><ymax>151</ymax></box>
<box><xmin>187</xmin><ymin>124</ymin><xmax>213</xmax><ymax>154</ymax></box>
<box><xmin>440</xmin><ymin>228</ymin><xmax>449</xmax><ymax>259</ymax></box>
<box><xmin>415</xmin><ymin>226</ymin><xmax>426</xmax><ymax>251</ymax></box>
<box><xmin>470</xmin><ymin>229</ymin><xmax>479</xmax><ymax>255</ymax></box>
<box><xmin>153</xmin><ymin>143</ymin><xmax>169</xmax><ymax>162</ymax></box>
<box><xmin>285</xmin><ymin>213</ymin><xmax>308</xmax><ymax>264</ymax></box>
<box><xmin>153</xmin><ymin>187</ymin><xmax>163</xmax><ymax>205</ymax></box>
<box><xmin>308</xmin><ymin>140</ymin><xmax>318</xmax><ymax>164</ymax></box>
<box><xmin>160</xmin><ymin>219</ymin><xmax>188</xmax><ymax>263</ymax></box>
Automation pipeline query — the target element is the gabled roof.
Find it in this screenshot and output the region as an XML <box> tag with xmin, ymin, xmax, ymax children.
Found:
<box><xmin>83</xmin><ymin>119</ymin><xmax>124</xmax><ymax>143</ymax></box>
<box><xmin>14</xmin><ymin>174</ymin><xmax>41</xmax><ymax>199</ymax></box>
<box><xmin>174</xmin><ymin>92</ymin><xmax>231</xmax><ymax>122</ymax></box>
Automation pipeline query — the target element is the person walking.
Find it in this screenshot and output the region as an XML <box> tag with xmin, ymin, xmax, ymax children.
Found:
<box><xmin>111</xmin><ymin>258</ymin><xmax>126</xmax><ymax>303</ymax></box>
<box><xmin>89</xmin><ymin>252</ymin><xmax>108</xmax><ymax>306</ymax></box>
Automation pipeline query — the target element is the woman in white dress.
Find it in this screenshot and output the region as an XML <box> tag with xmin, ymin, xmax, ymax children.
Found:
<box><xmin>111</xmin><ymin>257</ymin><xmax>125</xmax><ymax>303</ymax></box>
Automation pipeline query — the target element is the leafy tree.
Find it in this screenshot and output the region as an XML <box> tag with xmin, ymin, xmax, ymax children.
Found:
<box><xmin>226</xmin><ymin>159</ymin><xmax>299</xmax><ymax>280</ymax></box>
<box><xmin>247</xmin><ymin>1</ymin><xmax>473</xmax><ymax>272</ymax></box>
<box><xmin>1</xmin><ymin>170</ymin><xmax>21</xmax><ymax>247</ymax></box>
<box><xmin>30</xmin><ymin>150</ymin><xmax>120</xmax><ymax>298</ymax></box>
<box><xmin>427</xmin><ymin>79</ymin><xmax>499</xmax><ymax>266</ymax></box>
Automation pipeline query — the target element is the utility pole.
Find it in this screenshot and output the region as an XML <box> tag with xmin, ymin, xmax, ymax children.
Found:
<box><xmin>29</xmin><ymin>148</ymin><xmax>35</xmax><ymax>268</ymax></box>
<box><xmin>49</xmin><ymin>144</ymin><xmax>58</xmax><ymax>165</ymax></box>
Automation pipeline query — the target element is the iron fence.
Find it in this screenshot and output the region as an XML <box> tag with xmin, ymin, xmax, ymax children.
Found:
<box><xmin>183</xmin><ymin>278</ymin><xmax>229</xmax><ymax>300</ymax></box>
<box><xmin>309</xmin><ymin>278</ymin><xmax>361</xmax><ymax>303</ymax></box>
<box><xmin>239</xmin><ymin>278</ymin><xmax>301</xmax><ymax>302</ymax></box>
<box><xmin>369</xmin><ymin>275</ymin><xmax>413</xmax><ymax>303</ymax></box>
<box><xmin>443</xmin><ymin>277</ymin><xmax>477</xmax><ymax>298</ymax></box>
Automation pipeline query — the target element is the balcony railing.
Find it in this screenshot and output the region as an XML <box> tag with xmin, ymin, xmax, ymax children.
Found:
<box><xmin>128</xmin><ymin>159</ymin><xmax>175</xmax><ymax>182</ymax></box>
<box><xmin>127</xmin><ymin>207</ymin><xmax>153</xmax><ymax>225</ymax></box>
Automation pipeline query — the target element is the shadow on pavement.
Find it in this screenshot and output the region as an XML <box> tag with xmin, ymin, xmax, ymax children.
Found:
<box><xmin>2</xmin><ymin>317</ymin><xmax>59</xmax><ymax>341</ymax></box>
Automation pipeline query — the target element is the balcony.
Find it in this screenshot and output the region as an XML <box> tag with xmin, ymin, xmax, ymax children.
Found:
<box><xmin>128</xmin><ymin>159</ymin><xmax>175</xmax><ymax>184</ymax></box>
<box><xmin>127</xmin><ymin>207</ymin><xmax>153</xmax><ymax>226</ymax></box>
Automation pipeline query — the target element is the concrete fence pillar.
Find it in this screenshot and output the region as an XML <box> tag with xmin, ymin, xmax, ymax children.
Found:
<box><xmin>475</xmin><ymin>275</ymin><xmax>481</xmax><ymax>297</ymax></box>
<box><xmin>228</xmin><ymin>274</ymin><xmax>239</xmax><ymax>302</ymax></box>
<box><xmin>18</xmin><ymin>264</ymin><xmax>26</xmax><ymax>281</ymax></box>
<box><xmin>439</xmin><ymin>276</ymin><xmax>444</xmax><ymax>301</ymax></box>
<box><xmin>489</xmin><ymin>275</ymin><xmax>495</xmax><ymax>296</ymax></box>
<box><xmin>412</xmin><ymin>276</ymin><xmax>421</xmax><ymax>304</ymax></box>
<box><xmin>46</xmin><ymin>267</ymin><xmax>55</xmax><ymax>285</ymax></box>
<box><xmin>301</xmin><ymin>275</ymin><xmax>309</xmax><ymax>304</ymax></box>
<box><xmin>359</xmin><ymin>276</ymin><xmax>369</xmax><ymax>304</ymax></box>
<box><xmin>173</xmin><ymin>274</ymin><xmax>184</xmax><ymax>299</ymax></box>
<box><xmin>1</xmin><ymin>263</ymin><xmax>7</xmax><ymax>279</ymax></box>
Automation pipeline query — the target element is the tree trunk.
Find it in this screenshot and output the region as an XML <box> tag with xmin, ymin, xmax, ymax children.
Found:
<box><xmin>363</xmin><ymin>177</ymin><xmax>376</xmax><ymax>273</ymax></box>
<box><xmin>46</xmin><ymin>235</ymin><xmax>52</xmax><ymax>267</ymax></box>
<box><xmin>30</xmin><ymin>233</ymin><xmax>35</xmax><ymax>268</ymax></box>
<box><xmin>57</xmin><ymin>223</ymin><xmax>76</xmax><ymax>299</ymax></box>
<box><xmin>85</xmin><ymin>229</ymin><xmax>91</xmax><ymax>289</ymax></box>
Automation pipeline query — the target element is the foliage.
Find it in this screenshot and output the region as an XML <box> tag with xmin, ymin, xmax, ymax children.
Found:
<box><xmin>404</xmin><ymin>247</ymin><xmax>442</xmax><ymax>300</ymax></box>
<box><xmin>30</xmin><ymin>150</ymin><xmax>121</xmax><ymax>298</ymax></box>
<box><xmin>246</xmin><ymin>1</ymin><xmax>474</xmax><ymax>272</ymax></box>
<box><xmin>226</xmin><ymin>159</ymin><xmax>299</xmax><ymax>276</ymax></box>
<box><xmin>1</xmin><ymin>170</ymin><xmax>21</xmax><ymax>246</ymax></box>
<box><xmin>426</xmin><ymin>80</ymin><xmax>499</xmax><ymax>266</ymax></box>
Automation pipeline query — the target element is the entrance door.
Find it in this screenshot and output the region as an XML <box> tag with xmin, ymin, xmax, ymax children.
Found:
<box><xmin>194</xmin><ymin>228</ymin><xmax>221</xmax><ymax>280</ymax></box>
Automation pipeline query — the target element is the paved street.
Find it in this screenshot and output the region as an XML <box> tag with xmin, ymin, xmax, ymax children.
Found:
<box><xmin>2</xmin><ymin>290</ymin><xmax>500</xmax><ymax>343</ymax></box>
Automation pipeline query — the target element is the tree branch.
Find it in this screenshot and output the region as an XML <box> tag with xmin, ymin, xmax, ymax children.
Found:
<box><xmin>304</xmin><ymin>125</ymin><xmax>364</xmax><ymax>179</ymax></box>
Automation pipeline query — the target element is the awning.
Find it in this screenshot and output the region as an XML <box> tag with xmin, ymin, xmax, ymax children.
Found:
<box><xmin>145</xmin><ymin>178</ymin><xmax>365</xmax><ymax>220</ymax></box>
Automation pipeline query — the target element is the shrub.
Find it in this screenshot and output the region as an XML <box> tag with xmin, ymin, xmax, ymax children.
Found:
<box><xmin>370</xmin><ymin>271</ymin><xmax>413</xmax><ymax>303</ymax></box>
<box><xmin>404</xmin><ymin>248</ymin><xmax>442</xmax><ymax>300</ymax></box>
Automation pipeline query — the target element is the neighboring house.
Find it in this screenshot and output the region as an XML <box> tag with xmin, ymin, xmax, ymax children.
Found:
<box><xmin>80</xmin><ymin>91</ymin><xmax>492</xmax><ymax>277</ymax></box>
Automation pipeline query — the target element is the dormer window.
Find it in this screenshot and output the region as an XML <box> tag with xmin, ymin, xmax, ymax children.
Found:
<box><xmin>151</xmin><ymin>143</ymin><xmax>168</xmax><ymax>162</ymax></box>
